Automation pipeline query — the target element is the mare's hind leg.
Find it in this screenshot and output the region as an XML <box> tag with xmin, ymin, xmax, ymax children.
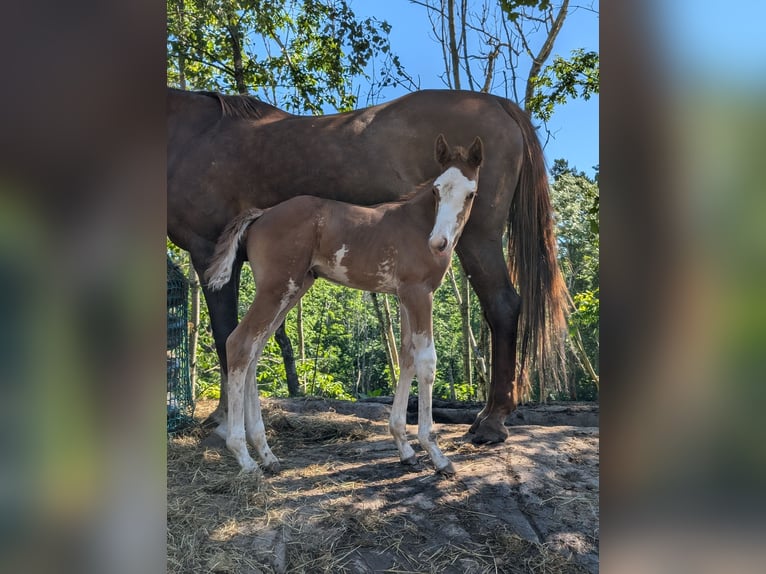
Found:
<box><xmin>226</xmin><ymin>273</ymin><xmax>312</xmax><ymax>472</ymax></box>
<box><xmin>456</xmin><ymin>238</ymin><xmax>521</xmax><ymax>444</ymax></box>
<box><xmin>192</xmin><ymin>250</ymin><xmax>242</xmax><ymax>432</ymax></box>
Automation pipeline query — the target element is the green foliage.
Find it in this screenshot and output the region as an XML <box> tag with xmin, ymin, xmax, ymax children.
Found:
<box><xmin>549</xmin><ymin>160</ymin><xmax>599</xmax><ymax>400</ymax></box>
<box><xmin>570</xmin><ymin>288</ymin><xmax>599</xmax><ymax>334</ymax></box>
<box><xmin>499</xmin><ymin>0</ymin><xmax>552</xmax><ymax>22</ymax></box>
<box><xmin>528</xmin><ymin>49</ymin><xmax>599</xmax><ymax>121</ymax></box>
<box><xmin>167</xmin><ymin>0</ymin><xmax>411</xmax><ymax>112</ymax></box>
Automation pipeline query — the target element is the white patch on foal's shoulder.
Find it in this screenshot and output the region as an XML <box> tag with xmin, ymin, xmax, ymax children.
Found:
<box><xmin>375</xmin><ymin>258</ymin><xmax>398</xmax><ymax>291</ymax></box>
<box><xmin>330</xmin><ymin>245</ymin><xmax>350</xmax><ymax>282</ymax></box>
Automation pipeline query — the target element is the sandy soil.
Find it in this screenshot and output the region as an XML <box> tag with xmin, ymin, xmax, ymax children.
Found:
<box><xmin>168</xmin><ymin>399</ymin><xmax>599</xmax><ymax>573</ymax></box>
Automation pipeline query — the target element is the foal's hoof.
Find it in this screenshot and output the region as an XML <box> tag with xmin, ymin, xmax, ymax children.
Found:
<box><xmin>200</xmin><ymin>432</ymin><xmax>227</xmax><ymax>450</ymax></box>
<box><xmin>437</xmin><ymin>462</ymin><xmax>456</xmax><ymax>477</ymax></box>
<box><xmin>239</xmin><ymin>460</ymin><xmax>261</xmax><ymax>474</ymax></box>
<box><xmin>400</xmin><ymin>454</ymin><xmax>419</xmax><ymax>467</ymax></box>
<box><xmin>469</xmin><ymin>416</ymin><xmax>509</xmax><ymax>445</ymax></box>
<box><xmin>263</xmin><ymin>460</ymin><xmax>281</xmax><ymax>474</ymax></box>
<box><xmin>201</xmin><ymin>406</ymin><xmax>227</xmax><ymax>429</ymax></box>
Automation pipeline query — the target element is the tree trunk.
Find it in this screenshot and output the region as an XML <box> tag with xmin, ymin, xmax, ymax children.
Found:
<box><xmin>522</xmin><ymin>0</ymin><xmax>569</xmax><ymax>108</ymax></box>
<box><xmin>479</xmin><ymin>315</ymin><xmax>490</xmax><ymax>401</ymax></box>
<box><xmin>571</xmin><ymin>323</ymin><xmax>599</xmax><ymax>391</ymax></box>
<box><xmin>459</xmin><ymin>266</ymin><xmax>473</xmax><ymax>392</ymax></box>
<box><xmin>221</xmin><ymin>4</ymin><xmax>247</xmax><ymax>94</ymax></box>
<box><xmin>176</xmin><ymin>0</ymin><xmax>186</xmax><ymax>90</ymax></box>
<box><xmin>382</xmin><ymin>295</ymin><xmax>399</xmax><ymax>369</ymax></box>
<box><xmin>448</xmin><ymin>266</ymin><xmax>488</xmax><ymax>395</ymax></box>
<box><xmin>371</xmin><ymin>293</ymin><xmax>398</xmax><ymax>388</ymax></box>
<box><xmin>274</xmin><ymin>322</ymin><xmax>301</xmax><ymax>397</ymax></box>
<box><xmin>188</xmin><ymin>266</ymin><xmax>200</xmax><ymax>394</ymax></box>
<box><xmin>297</xmin><ymin>298</ymin><xmax>305</xmax><ymax>391</ymax></box>
<box><xmin>447</xmin><ymin>0</ymin><xmax>461</xmax><ymax>89</ymax></box>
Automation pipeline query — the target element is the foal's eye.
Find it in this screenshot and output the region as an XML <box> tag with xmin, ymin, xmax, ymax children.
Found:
<box><xmin>432</xmin><ymin>187</ymin><xmax>439</xmax><ymax>197</ymax></box>
<box><xmin>467</xmin><ymin>192</ymin><xmax>476</xmax><ymax>199</ymax></box>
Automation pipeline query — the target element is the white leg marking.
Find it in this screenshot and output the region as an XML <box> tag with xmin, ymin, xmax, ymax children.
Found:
<box><xmin>244</xmin><ymin>341</ymin><xmax>280</xmax><ymax>472</ymax></box>
<box><xmin>412</xmin><ymin>332</ymin><xmax>454</xmax><ymax>474</ymax></box>
<box><xmin>227</xmin><ymin>364</ymin><xmax>259</xmax><ymax>473</ymax></box>
<box><xmin>389</xmin><ymin>360</ymin><xmax>417</xmax><ymax>464</ymax></box>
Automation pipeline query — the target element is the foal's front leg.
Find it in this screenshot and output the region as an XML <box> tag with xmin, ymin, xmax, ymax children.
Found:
<box><xmin>394</xmin><ymin>289</ymin><xmax>455</xmax><ymax>476</ymax></box>
<box><xmin>412</xmin><ymin>329</ymin><xmax>455</xmax><ymax>476</ymax></box>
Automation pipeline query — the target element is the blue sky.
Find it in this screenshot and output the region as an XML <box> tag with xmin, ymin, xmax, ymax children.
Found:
<box><xmin>351</xmin><ymin>1</ymin><xmax>599</xmax><ymax>178</ymax></box>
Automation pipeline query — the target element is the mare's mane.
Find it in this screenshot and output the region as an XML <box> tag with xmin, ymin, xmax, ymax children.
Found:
<box><xmin>200</xmin><ymin>91</ymin><xmax>283</xmax><ymax>120</ymax></box>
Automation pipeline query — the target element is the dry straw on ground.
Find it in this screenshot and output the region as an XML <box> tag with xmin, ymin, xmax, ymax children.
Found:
<box><xmin>168</xmin><ymin>400</ymin><xmax>596</xmax><ymax>573</ymax></box>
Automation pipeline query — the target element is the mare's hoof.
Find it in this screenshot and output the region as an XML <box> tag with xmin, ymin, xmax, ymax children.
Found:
<box><xmin>469</xmin><ymin>417</ymin><xmax>509</xmax><ymax>445</ymax></box>
<box><xmin>437</xmin><ymin>462</ymin><xmax>456</xmax><ymax>477</ymax></box>
<box><xmin>264</xmin><ymin>460</ymin><xmax>281</xmax><ymax>474</ymax></box>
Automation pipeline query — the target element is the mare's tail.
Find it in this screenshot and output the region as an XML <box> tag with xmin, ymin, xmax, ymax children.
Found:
<box><xmin>500</xmin><ymin>100</ymin><xmax>571</xmax><ymax>397</ymax></box>
<box><xmin>205</xmin><ymin>208</ymin><xmax>265</xmax><ymax>291</ymax></box>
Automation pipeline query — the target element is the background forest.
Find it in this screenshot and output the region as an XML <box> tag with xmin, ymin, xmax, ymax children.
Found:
<box><xmin>166</xmin><ymin>0</ymin><xmax>599</xmax><ymax>404</ymax></box>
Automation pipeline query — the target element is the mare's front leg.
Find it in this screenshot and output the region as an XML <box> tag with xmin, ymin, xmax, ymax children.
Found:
<box><xmin>398</xmin><ymin>287</ymin><xmax>455</xmax><ymax>476</ymax></box>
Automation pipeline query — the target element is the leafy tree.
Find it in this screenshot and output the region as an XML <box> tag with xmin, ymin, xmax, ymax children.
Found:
<box><xmin>549</xmin><ymin>159</ymin><xmax>599</xmax><ymax>400</ymax></box>
<box><xmin>167</xmin><ymin>0</ymin><xmax>413</xmax><ymax>111</ymax></box>
<box><xmin>528</xmin><ymin>48</ymin><xmax>599</xmax><ymax>121</ymax></box>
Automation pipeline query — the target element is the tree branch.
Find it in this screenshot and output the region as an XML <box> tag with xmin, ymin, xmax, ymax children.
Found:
<box><xmin>524</xmin><ymin>0</ymin><xmax>570</xmax><ymax>108</ymax></box>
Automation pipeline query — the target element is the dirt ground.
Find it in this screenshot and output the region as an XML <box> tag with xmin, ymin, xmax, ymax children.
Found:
<box><xmin>168</xmin><ymin>399</ymin><xmax>599</xmax><ymax>574</ymax></box>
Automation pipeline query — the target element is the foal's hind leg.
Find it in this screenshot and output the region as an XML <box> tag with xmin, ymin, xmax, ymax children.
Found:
<box><xmin>389</xmin><ymin>305</ymin><xmax>417</xmax><ymax>466</ymax></box>
<box><xmin>244</xmin><ymin>276</ymin><xmax>314</xmax><ymax>473</ymax></box>
<box><xmin>243</xmin><ymin>354</ymin><xmax>279</xmax><ymax>472</ymax></box>
<box><xmin>224</xmin><ymin>272</ymin><xmax>314</xmax><ymax>473</ymax></box>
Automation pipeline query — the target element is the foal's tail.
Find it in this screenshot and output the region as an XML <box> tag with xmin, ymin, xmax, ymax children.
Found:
<box><xmin>205</xmin><ymin>208</ymin><xmax>265</xmax><ymax>291</ymax></box>
<box><xmin>501</xmin><ymin>100</ymin><xmax>571</xmax><ymax>396</ymax></box>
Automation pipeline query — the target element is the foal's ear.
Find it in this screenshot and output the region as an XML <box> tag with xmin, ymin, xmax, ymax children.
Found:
<box><xmin>434</xmin><ymin>133</ymin><xmax>451</xmax><ymax>166</ymax></box>
<box><xmin>467</xmin><ymin>136</ymin><xmax>483</xmax><ymax>169</ymax></box>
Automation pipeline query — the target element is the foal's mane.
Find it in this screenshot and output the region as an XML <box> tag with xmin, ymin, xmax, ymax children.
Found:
<box><xmin>202</xmin><ymin>91</ymin><xmax>284</xmax><ymax>120</ymax></box>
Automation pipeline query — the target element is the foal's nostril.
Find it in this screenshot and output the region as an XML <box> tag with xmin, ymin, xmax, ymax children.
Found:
<box><xmin>430</xmin><ymin>236</ymin><xmax>448</xmax><ymax>253</ymax></box>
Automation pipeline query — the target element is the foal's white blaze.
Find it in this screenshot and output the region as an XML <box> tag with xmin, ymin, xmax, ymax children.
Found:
<box><xmin>429</xmin><ymin>167</ymin><xmax>476</xmax><ymax>255</ymax></box>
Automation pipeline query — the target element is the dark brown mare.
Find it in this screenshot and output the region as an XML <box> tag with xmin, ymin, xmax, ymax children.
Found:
<box><xmin>205</xmin><ymin>135</ymin><xmax>482</xmax><ymax>475</ymax></box>
<box><xmin>167</xmin><ymin>87</ymin><xmax>568</xmax><ymax>444</ymax></box>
